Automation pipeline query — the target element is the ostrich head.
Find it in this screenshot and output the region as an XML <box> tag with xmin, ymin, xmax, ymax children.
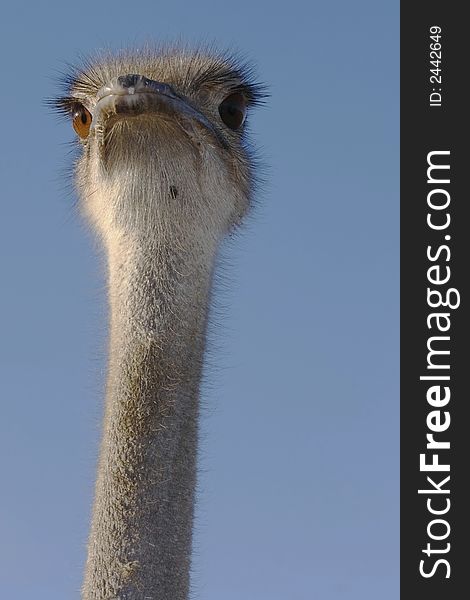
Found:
<box><xmin>55</xmin><ymin>48</ymin><xmax>264</xmax><ymax>247</ymax></box>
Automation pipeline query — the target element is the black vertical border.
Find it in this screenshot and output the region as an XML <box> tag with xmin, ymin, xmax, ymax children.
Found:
<box><xmin>401</xmin><ymin>4</ymin><xmax>468</xmax><ymax>599</ymax></box>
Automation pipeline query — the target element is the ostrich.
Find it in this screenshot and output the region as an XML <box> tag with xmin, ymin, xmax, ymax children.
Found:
<box><xmin>54</xmin><ymin>47</ymin><xmax>264</xmax><ymax>599</ymax></box>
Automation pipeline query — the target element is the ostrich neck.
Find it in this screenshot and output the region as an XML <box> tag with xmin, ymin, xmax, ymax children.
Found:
<box><xmin>82</xmin><ymin>219</ymin><xmax>215</xmax><ymax>600</ymax></box>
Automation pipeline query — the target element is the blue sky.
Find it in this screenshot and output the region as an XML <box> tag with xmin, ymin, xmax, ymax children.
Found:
<box><xmin>0</xmin><ymin>1</ymin><xmax>398</xmax><ymax>598</ymax></box>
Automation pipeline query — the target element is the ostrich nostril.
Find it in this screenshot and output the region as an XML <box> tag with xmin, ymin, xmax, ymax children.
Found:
<box><xmin>117</xmin><ymin>74</ymin><xmax>146</xmax><ymax>89</ymax></box>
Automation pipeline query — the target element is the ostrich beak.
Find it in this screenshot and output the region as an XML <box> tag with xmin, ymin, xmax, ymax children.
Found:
<box><xmin>92</xmin><ymin>74</ymin><xmax>227</xmax><ymax>149</ymax></box>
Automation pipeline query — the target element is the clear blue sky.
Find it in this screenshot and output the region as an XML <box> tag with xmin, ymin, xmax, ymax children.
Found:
<box><xmin>0</xmin><ymin>1</ymin><xmax>398</xmax><ymax>598</ymax></box>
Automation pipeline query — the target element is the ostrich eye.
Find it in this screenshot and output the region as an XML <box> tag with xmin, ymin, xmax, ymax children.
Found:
<box><xmin>218</xmin><ymin>93</ymin><xmax>246</xmax><ymax>130</ymax></box>
<box><xmin>72</xmin><ymin>106</ymin><xmax>92</xmax><ymax>139</ymax></box>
